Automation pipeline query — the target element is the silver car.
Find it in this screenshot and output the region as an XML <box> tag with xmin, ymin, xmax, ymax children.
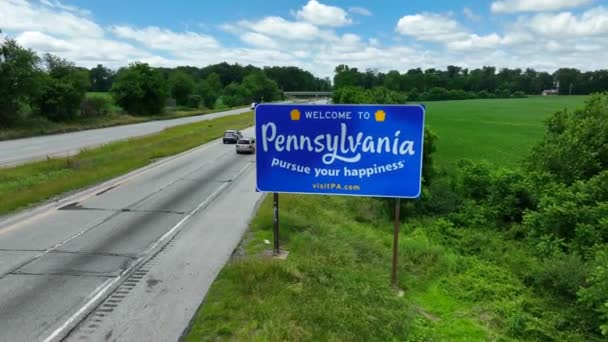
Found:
<box><xmin>236</xmin><ymin>137</ymin><xmax>256</xmax><ymax>154</ymax></box>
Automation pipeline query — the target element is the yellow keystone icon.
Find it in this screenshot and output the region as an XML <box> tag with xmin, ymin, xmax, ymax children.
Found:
<box><xmin>374</xmin><ymin>110</ymin><xmax>386</xmax><ymax>122</ymax></box>
<box><xmin>290</xmin><ymin>109</ymin><xmax>301</xmax><ymax>121</ymax></box>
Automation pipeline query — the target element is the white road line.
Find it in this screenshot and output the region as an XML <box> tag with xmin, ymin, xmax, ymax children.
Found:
<box><xmin>42</xmin><ymin>162</ymin><xmax>254</xmax><ymax>342</ymax></box>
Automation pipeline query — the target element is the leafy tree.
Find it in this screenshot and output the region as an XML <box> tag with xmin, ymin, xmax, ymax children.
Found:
<box><xmin>169</xmin><ymin>70</ymin><xmax>195</xmax><ymax>106</ymax></box>
<box><xmin>0</xmin><ymin>36</ymin><xmax>41</xmax><ymax>125</ymax></box>
<box><xmin>111</xmin><ymin>62</ymin><xmax>169</xmax><ymax>115</ymax></box>
<box><xmin>334</xmin><ymin>64</ymin><xmax>363</xmax><ymax>89</ymax></box>
<box><xmin>196</xmin><ymin>72</ymin><xmax>222</xmax><ymax>108</ymax></box>
<box><xmin>221</xmin><ymin>82</ymin><xmax>250</xmax><ymax>107</ymax></box>
<box><xmin>554</xmin><ymin>68</ymin><xmax>582</xmax><ymax>95</ymax></box>
<box><xmin>89</xmin><ymin>64</ymin><xmax>114</xmax><ymax>92</ymax></box>
<box><xmin>527</xmin><ymin>93</ymin><xmax>608</xmax><ymax>184</ymax></box>
<box><xmin>383</xmin><ymin>70</ymin><xmax>401</xmax><ymax>91</ymax></box>
<box><xmin>264</xmin><ymin>66</ymin><xmax>329</xmax><ymax>91</ymax></box>
<box><xmin>34</xmin><ymin>54</ymin><xmax>89</xmax><ymax>121</ymax></box>
<box><xmin>241</xmin><ymin>71</ymin><xmax>281</xmax><ymax>102</ymax></box>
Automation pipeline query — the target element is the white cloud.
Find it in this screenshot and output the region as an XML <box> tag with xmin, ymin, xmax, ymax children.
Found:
<box><xmin>523</xmin><ymin>7</ymin><xmax>608</xmax><ymax>36</ymax></box>
<box><xmin>39</xmin><ymin>0</ymin><xmax>91</xmax><ymax>16</ymax></box>
<box><xmin>349</xmin><ymin>6</ymin><xmax>372</xmax><ymax>16</ymax></box>
<box><xmin>296</xmin><ymin>0</ymin><xmax>352</xmax><ymax>27</ymax></box>
<box><xmin>15</xmin><ymin>31</ymin><xmax>150</xmax><ymax>67</ymax></box>
<box><xmin>237</xmin><ymin>16</ymin><xmax>330</xmax><ymax>41</ymax></box>
<box><xmin>463</xmin><ymin>7</ymin><xmax>480</xmax><ymax>21</ymax></box>
<box><xmin>396</xmin><ymin>13</ymin><xmax>468</xmax><ymax>42</ymax></box>
<box><xmin>110</xmin><ymin>26</ymin><xmax>219</xmax><ymax>51</ymax></box>
<box><xmin>240</xmin><ymin>32</ymin><xmax>279</xmax><ymax>49</ymax></box>
<box><xmin>491</xmin><ymin>0</ymin><xmax>593</xmax><ymax>13</ymax></box>
<box><xmin>447</xmin><ymin>33</ymin><xmax>504</xmax><ymax>50</ymax></box>
<box><xmin>16</xmin><ymin>31</ymin><xmax>74</xmax><ymax>53</ymax></box>
<box><xmin>0</xmin><ymin>0</ymin><xmax>103</xmax><ymax>38</ymax></box>
<box><xmin>2</xmin><ymin>0</ymin><xmax>608</xmax><ymax>79</ymax></box>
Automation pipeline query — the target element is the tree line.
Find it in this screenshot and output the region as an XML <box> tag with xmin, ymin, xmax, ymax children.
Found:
<box><xmin>3</xmin><ymin>29</ymin><xmax>608</xmax><ymax>126</ymax></box>
<box><xmin>333</xmin><ymin>64</ymin><xmax>608</xmax><ymax>101</ymax></box>
<box><xmin>0</xmin><ymin>33</ymin><xmax>329</xmax><ymax>126</ymax></box>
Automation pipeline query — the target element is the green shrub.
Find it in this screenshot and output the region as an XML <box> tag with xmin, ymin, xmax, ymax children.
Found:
<box><xmin>527</xmin><ymin>93</ymin><xmax>608</xmax><ymax>184</ymax></box>
<box><xmin>187</xmin><ymin>94</ymin><xmax>202</xmax><ymax>108</ymax></box>
<box><xmin>477</xmin><ymin>90</ymin><xmax>491</xmax><ymax>99</ymax></box>
<box><xmin>80</xmin><ymin>95</ymin><xmax>113</xmax><ymax>117</ymax></box>
<box><xmin>426</xmin><ymin>87</ymin><xmax>449</xmax><ymax>101</ymax></box>
<box><xmin>34</xmin><ymin>54</ymin><xmax>89</xmax><ymax>121</ymax></box>
<box><xmin>512</xmin><ymin>91</ymin><xmax>527</xmax><ymax>98</ymax></box>
<box><xmin>531</xmin><ymin>252</ymin><xmax>588</xmax><ymax>299</ymax></box>
<box><xmin>578</xmin><ymin>246</ymin><xmax>608</xmax><ymax>336</ymax></box>
<box><xmin>496</xmin><ymin>88</ymin><xmax>511</xmax><ymax>98</ymax></box>
<box><xmin>35</xmin><ymin>76</ymin><xmax>84</xmax><ymax>121</ymax></box>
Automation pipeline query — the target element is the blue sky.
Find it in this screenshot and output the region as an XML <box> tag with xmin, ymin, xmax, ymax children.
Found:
<box><xmin>1</xmin><ymin>0</ymin><xmax>607</xmax><ymax>77</ymax></box>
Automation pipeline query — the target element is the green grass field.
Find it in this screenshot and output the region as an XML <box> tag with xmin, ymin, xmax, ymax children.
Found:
<box><xmin>424</xmin><ymin>96</ymin><xmax>588</xmax><ymax>167</ymax></box>
<box><xmin>184</xmin><ymin>96</ymin><xmax>597</xmax><ymax>341</ymax></box>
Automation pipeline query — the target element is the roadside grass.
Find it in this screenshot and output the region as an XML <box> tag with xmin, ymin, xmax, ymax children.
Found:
<box><xmin>186</xmin><ymin>195</ymin><xmax>415</xmax><ymax>341</ymax></box>
<box><xmin>0</xmin><ymin>93</ymin><xmax>247</xmax><ymax>141</ymax></box>
<box><xmin>186</xmin><ymin>195</ymin><xmax>593</xmax><ymax>341</ymax></box>
<box><xmin>0</xmin><ymin>111</ymin><xmax>253</xmax><ymax>216</ymax></box>
<box><xmin>424</xmin><ymin>96</ymin><xmax>588</xmax><ymax>167</ymax></box>
<box><xmin>185</xmin><ymin>96</ymin><xmax>596</xmax><ymax>341</ymax></box>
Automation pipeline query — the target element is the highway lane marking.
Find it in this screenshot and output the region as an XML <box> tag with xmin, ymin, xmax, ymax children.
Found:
<box><xmin>42</xmin><ymin>161</ymin><xmax>254</xmax><ymax>342</ymax></box>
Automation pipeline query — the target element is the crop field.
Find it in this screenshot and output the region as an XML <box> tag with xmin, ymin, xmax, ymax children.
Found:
<box><xmin>425</xmin><ymin>96</ymin><xmax>588</xmax><ymax>167</ymax></box>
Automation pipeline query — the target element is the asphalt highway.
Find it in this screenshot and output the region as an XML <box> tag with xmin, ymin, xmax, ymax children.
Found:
<box><xmin>0</xmin><ymin>127</ymin><xmax>263</xmax><ymax>341</ymax></box>
<box><xmin>0</xmin><ymin>106</ymin><xmax>251</xmax><ymax>167</ymax></box>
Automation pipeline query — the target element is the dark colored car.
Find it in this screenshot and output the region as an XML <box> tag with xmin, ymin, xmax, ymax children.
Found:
<box><xmin>223</xmin><ymin>130</ymin><xmax>242</xmax><ymax>144</ymax></box>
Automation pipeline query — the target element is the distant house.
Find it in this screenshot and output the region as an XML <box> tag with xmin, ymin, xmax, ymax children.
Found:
<box><xmin>542</xmin><ymin>89</ymin><xmax>558</xmax><ymax>96</ymax></box>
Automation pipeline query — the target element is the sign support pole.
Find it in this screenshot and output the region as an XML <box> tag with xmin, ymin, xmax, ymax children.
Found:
<box><xmin>273</xmin><ymin>192</ymin><xmax>280</xmax><ymax>255</ymax></box>
<box><xmin>391</xmin><ymin>198</ymin><xmax>401</xmax><ymax>287</ymax></box>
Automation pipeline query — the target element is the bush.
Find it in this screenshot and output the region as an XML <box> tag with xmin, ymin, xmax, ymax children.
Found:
<box><xmin>496</xmin><ymin>88</ymin><xmax>511</xmax><ymax>98</ymax></box>
<box><xmin>512</xmin><ymin>91</ymin><xmax>527</xmax><ymax>98</ymax></box>
<box><xmin>523</xmin><ymin>171</ymin><xmax>608</xmax><ymax>253</ymax></box>
<box><xmin>578</xmin><ymin>246</ymin><xmax>608</xmax><ymax>336</ymax></box>
<box><xmin>527</xmin><ymin>93</ymin><xmax>608</xmax><ymax>184</ymax></box>
<box><xmin>447</xmin><ymin>89</ymin><xmax>470</xmax><ymax>100</ymax></box>
<box><xmin>426</xmin><ymin>87</ymin><xmax>449</xmax><ymax>101</ymax></box>
<box><xmin>332</xmin><ymin>86</ymin><xmax>370</xmax><ymax>104</ymax></box>
<box><xmin>34</xmin><ymin>54</ymin><xmax>88</xmax><ymax>122</ymax></box>
<box><xmin>35</xmin><ymin>76</ymin><xmax>85</xmax><ymax>121</ymax></box>
<box><xmin>187</xmin><ymin>94</ymin><xmax>202</xmax><ymax>108</ymax></box>
<box><xmin>80</xmin><ymin>95</ymin><xmax>113</xmax><ymax>117</ymax></box>
<box><xmin>531</xmin><ymin>252</ymin><xmax>588</xmax><ymax>299</ymax></box>
<box><xmin>406</xmin><ymin>88</ymin><xmax>420</xmax><ymax>101</ymax></box>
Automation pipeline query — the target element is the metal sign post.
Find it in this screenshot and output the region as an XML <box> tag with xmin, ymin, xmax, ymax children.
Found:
<box><xmin>391</xmin><ymin>198</ymin><xmax>401</xmax><ymax>287</ymax></box>
<box><xmin>273</xmin><ymin>192</ymin><xmax>280</xmax><ymax>255</ymax></box>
